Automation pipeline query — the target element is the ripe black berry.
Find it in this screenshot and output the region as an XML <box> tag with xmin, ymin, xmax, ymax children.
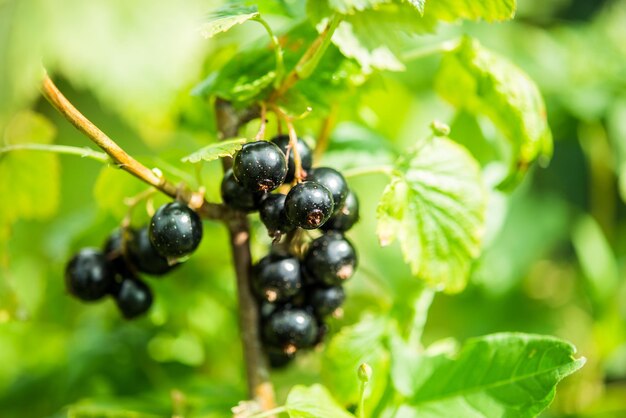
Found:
<box><xmin>263</xmin><ymin>308</ymin><xmax>319</xmax><ymax>350</ymax></box>
<box><xmin>321</xmin><ymin>189</ymin><xmax>359</xmax><ymax>232</ymax></box>
<box><xmin>270</xmin><ymin>134</ymin><xmax>313</xmax><ymax>182</ymax></box>
<box><xmin>113</xmin><ymin>277</ymin><xmax>153</xmax><ymax>319</ymax></box>
<box><xmin>307</xmin><ymin>167</ymin><xmax>349</xmax><ymax>208</ymax></box>
<box><xmin>221</xmin><ymin>169</ymin><xmax>262</xmax><ymax>212</ymax></box>
<box><xmin>128</xmin><ymin>226</ymin><xmax>178</xmax><ymax>276</ymax></box>
<box><xmin>233</xmin><ymin>141</ymin><xmax>287</xmax><ymax>192</ymax></box>
<box><xmin>103</xmin><ymin>228</ymin><xmax>134</xmax><ymax>275</ymax></box>
<box><xmin>259</xmin><ymin>193</ymin><xmax>294</xmax><ymax>236</ymax></box>
<box><xmin>65</xmin><ymin>248</ymin><xmax>115</xmax><ymax>301</ymax></box>
<box><xmin>149</xmin><ymin>201</ymin><xmax>203</xmax><ymax>259</ymax></box>
<box><xmin>309</xmin><ymin>285</ymin><xmax>346</xmax><ymax>317</ymax></box>
<box><xmin>304</xmin><ymin>232</ymin><xmax>357</xmax><ymax>286</ymax></box>
<box><xmin>268</xmin><ymin>349</ymin><xmax>295</xmax><ymax>369</ymax></box>
<box><xmin>252</xmin><ymin>254</ymin><xmax>302</xmax><ymax>303</ymax></box>
<box><xmin>284</xmin><ymin>181</ymin><xmax>334</xmax><ymax>229</ymax></box>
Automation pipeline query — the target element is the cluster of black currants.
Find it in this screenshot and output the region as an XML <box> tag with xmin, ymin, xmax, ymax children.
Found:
<box><xmin>64</xmin><ymin>201</ymin><xmax>203</xmax><ymax>319</ymax></box>
<box><xmin>222</xmin><ymin>134</ymin><xmax>359</xmax><ymax>368</ymax></box>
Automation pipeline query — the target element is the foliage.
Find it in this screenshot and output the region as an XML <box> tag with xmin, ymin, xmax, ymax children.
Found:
<box><xmin>1</xmin><ymin>0</ymin><xmax>624</xmax><ymax>417</ymax></box>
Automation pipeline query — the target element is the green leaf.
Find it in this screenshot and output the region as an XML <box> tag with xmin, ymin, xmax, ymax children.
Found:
<box><xmin>571</xmin><ymin>214</ymin><xmax>620</xmax><ymax>308</ymax></box>
<box><xmin>181</xmin><ymin>138</ymin><xmax>247</xmax><ymax>163</ymax></box>
<box><xmin>285</xmin><ymin>384</ymin><xmax>355</xmax><ymax>418</ymax></box>
<box><xmin>424</xmin><ymin>0</ymin><xmax>516</xmax><ymax>22</ymax></box>
<box><xmin>0</xmin><ymin>111</ymin><xmax>60</xmax><ymax>239</ymax></box>
<box><xmin>377</xmin><ymin>137</ymin><xmax>486</xmax><ymax>293</ymax></box>
<box><xmin>322</xmin><ymin>317</ymin><xmax>390</xmax><ymax>412</ymax></box>
<box><xmin>199</xmin><ymin>5</ymin><xmax>260</xmax><ymax>39</ymax></box>
<box><xmin>394</xmin><ymin>333</ymin><xmax>585</xmax><ymax>418</ymax></box>
<box><xmin>435</xmin><ymin>37</ymin><xmax>553</xmax><ymax>189</ymax></box>
<box><xmin>93</xmin><ymin>166</ymin><xmax>149</xmax><ymax>218</ymax></box>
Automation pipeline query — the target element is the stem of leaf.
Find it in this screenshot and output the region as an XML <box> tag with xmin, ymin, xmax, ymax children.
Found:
<box><xmin>343</xmin><ymin>165</ymin><xmax>395</xmax><ymax>179</ymax></box>
<box><xmin>0</xmin><ymin>143</ymin><xmax>109</xmax><ymax>163</ymax></box>
<box><xmin>254</xmin><ymin>17</ymin><xmax>285</xmax><ymax>87</ymax></box>
<box><xmin>402</xmin><ymin>39</ymin><xmax>460</xmax><ymax>62</ymax></box>
<box><xmin>272</xmin><ymin>14</ymin><xmax>342</xmax><ymax>99</ymax></box>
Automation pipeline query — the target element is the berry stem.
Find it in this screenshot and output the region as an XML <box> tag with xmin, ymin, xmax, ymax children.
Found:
<box><xmin>255</xmin><ymin>102</ymin><xmax>268</xmax><ymax>140</ymax></box>
<box><xmin>313</xmin><ymin>103</ymin><xmax>337</xmax><ymax>163</ymax></box>
<box><xmin>271</xmin><ymin>105</ymin><xmax>304</xmax><ymax>182</ymax></box>
<box><xmin>40</xmin><ymin>72</ymin><xmax>228</xmax><ymax>221</ymax></box>
<box><xmin>215</xmin><ymin>98</ymin><xmax>276</xmax><ymax>411</ymax></box>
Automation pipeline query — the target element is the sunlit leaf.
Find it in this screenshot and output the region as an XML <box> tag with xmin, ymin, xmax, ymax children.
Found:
<box><xmin>424</xmin><ymin>0</ymin><xmax>516</xmax><ymax>22</ymax></box>
<box><xmin>436</xmin><ymin>37</ymin><xmax>553</xmax><ymax>188</ymax></box>
<box><xmin>199</xmin><ymin>4</ymin><xmax>259</xmax><ymax>39</ymax></box>
<box><xmin>0</xmin><ymin>111</ymin><xmax>59</xmax><ymax>239</ymax></box>
<box><xmin>377</xmin><ymin>137</ymin><xmax>486</xmax><ymax>293</ymax></box>
<box><xmin>393</xmin><ymin>333</ymin><xmax>585</xmax><ymax>417</ymax></box>
<box><xmin>181</xmin><ymin>138</ymin><xmax>247</xmax><ymax>163</ymax></box>
<box><xmin>286</xmin><ymin>384</ymin><xmax>355</xmax><ymax>418</ymax></box>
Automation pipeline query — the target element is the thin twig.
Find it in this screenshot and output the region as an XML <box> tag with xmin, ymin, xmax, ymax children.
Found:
<box><xmin>314</xmin><ymin>103</ymin><xmax>337</xmax><ymax>163</ymax></box>
<box><xmin>40</xmin><ymin>73</ymin><xmax>227</xmax><ymax>220</ymax></box>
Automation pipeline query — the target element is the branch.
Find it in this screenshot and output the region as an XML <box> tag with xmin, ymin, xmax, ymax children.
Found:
<box><xmin>215</xmin><ymin>98</ymin><xmax>275</xmax><ymax>411</ymax></box>
<box><xmin>40</xmin><ymin>73</ymin><xmax>228</xmax><ymax>220</ymax></box>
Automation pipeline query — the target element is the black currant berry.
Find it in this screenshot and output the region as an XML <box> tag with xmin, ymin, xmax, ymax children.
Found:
<box><xmin>321</xmin><ymin>189</ymin><xmax>359</xmax><ymax>232</ymax></box>
<box><xmin>252</xmin><ymin>254</ymin><xmax>302</xmax><ymax>303</ymax></box>
<box><xmin>128</xmin><ymin>226</ymin><xmax>178</xmax><ymax>276</ymax></box>
<box><xmin>307</xmin><ymin>167</ymin><xmax>349</xmax><ymax>208</ymax></box>
<box><xmin>270</xmin><ymin>134</ymin><xmax>313</xmax><ymax>182</ymax></box>
<box><xmin>263</xmin><ymin>308</ymin><xmax>319</xmax><ymax>350</ymax></box>
<box><xmin>308</xmin><ymin>285</ymin><xmax>346</xmax><ymax>317</ymax></box>
<box><xmin>149</xmin><ymin>201</ymin><xmax>203</xmax><ymax>259</ymax></box>
<box><xmin>233</xmin><ymin>141</ymin><xmax>287</xmax><ymax>192</ymax></box>
<box><xmin>113</xmin><ymin>277</ymin><xmax>153</xmax><ymax>319</ymax></box>
<box><xmin>103</xmin><ymin>228</ymin><xmax>134</xmax><ymax>275</ymax></box>
<box><xmin>267</xmin><ymin>349</ymin><xmax>295</xmax><ymax>369</ymax></box>
<box><xmin>221</xmin><ymin>169</ymin><xmax>262</xmax><ymax>212</ymax></box>
<box><xmin>284</xmin><ymin>181</ymin><xmax>334</xmax><ymax>230</ymax></box>
<box><xmin>304</xmin><ymin>232</ymin><xmax>357</xmax><ymax>286</ymax></box>
<box><xmin>65</xmin><ymin>248</ymin><xmax>115</xmax><ymax>301</ymax></box>
<box><xmin>259</xmin><ymin>193</ymin><xmax>294</xmax><ymax>236</ymax></box>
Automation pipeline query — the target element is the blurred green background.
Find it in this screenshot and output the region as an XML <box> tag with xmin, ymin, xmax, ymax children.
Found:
<box><xmin>1</xmin><ymin>0</ymin><xmax>626</xmax><ymax>417</ymax></box>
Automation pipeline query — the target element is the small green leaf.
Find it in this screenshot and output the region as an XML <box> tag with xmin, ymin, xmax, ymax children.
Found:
<box><xmin>286</xmin><ymin>384</ymin><xmax>355</xmax><ymax>418</ymax></box>
<box><xmin>181</xmin><ymin>138</ymin><xmax>247</xmax><ymax>164</ymax></box>
<box><xmin>394</xmin><ymin>333</ymin><xmax>585</xmax><ymax>418</ymax></box>
<box><xmin>322</xmin><ymin>317</ymin><xmax>389</xmax><ymax>413</ymax></box>
<box><xmin>436</xmin><ymin>37</ymin><xmax>553</xmax><ymax>188</ymax></box>
<box><xmin>0</xmin><ymin>111</ymin><xmax>60</xmax><ymax>239</ymax></box>
<box><xmin>93</xmin><ymin>166</ymin><xmax>148</xmax><ymax>218</ymax></box>
<box><xmin>377</xmin><ymin>137</ymin><xmax>486</xmax><ymax>293</ymax></box>
<box><xmin>407</xmin><ymin>0</ymin><xmax>426</xmax><ymax>13</ymax></box>
<box><xmin>424</xmin><ymin>0</ymin><xmax>516</xmax><ymax>22</ymax></box>
<box><xmin>199</xmin><ymin>5</ymin><xmax>260</xmax><ymax>39</ymax></box>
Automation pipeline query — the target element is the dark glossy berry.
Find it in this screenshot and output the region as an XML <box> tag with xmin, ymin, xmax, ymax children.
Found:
<box><xmin>113</xmin><ymin>277</ymin><xmax>153</xmax><ymax>319</ymax></box>
<box><xmin>271</xmin><ymin>134</ymin><xmax>313</xmax><ymax>182</ymax></box>
<box><xmin>308</xmin><ymin>167</ymin><xmax>349</xmax><ymax>208</ymax></box>
<box><xmin>263</xmin><ymin>308</ymin><xmax>318</xmax><ymax>350</ymax></box>
<box><xmin>149</xmin><ymin>201</ymin><xmax>203</xmax><ymax>259</ymax></box>
<box><xmin>103</xmin><ymin>228</ymin><xmax>134</xmax><ymax>275</ymax></box>
<box><xmin>309</xmin><ymin>286</ymin><xmax>346</xmax><ymax>317</ymax></box>
<box><xmin>259</xmin><ymin>193</ymin><xmax>294</xmax><ymax>236</ymax></box>
<box><xmin>252</xmin><ymin>255</ymin><xmax>302</xmax><ymax>303</ymax></box>
<box><xmin>321</xmin><ymin>189</ymin><xmax>359</xmax><ymax>232</ymax></box>
<box><xmin>65</xmin><ymin>248</ymin><xmax>115</xmax><ymax>301</ymax></box>
<box><xmin>304</xmin><ymin>232</ymin><xmax>357</xmax><ymax>286</ymax></box>
<box><xmin>284</xmin><ymin>182</ymin><xmax>334</xmax><ymax>229</ymax></box>
<box><xmin>268</xmin><ymin>349</ymin><xmax>296</xmax><ymax>369</ymax></box>
<box><xmin>221</xmin><ymin>169</ymin><xmax>262</xmax><ymax>212</ymax></box>
<box><xmin>233</xmin><ymin>141</ymin><xmax>287</xmax><ymax>192</ymax></box>
<box><xmin>128</xmin><ymin>226</ymin><xmax>178</xmax><ymax>276</ymax></box>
